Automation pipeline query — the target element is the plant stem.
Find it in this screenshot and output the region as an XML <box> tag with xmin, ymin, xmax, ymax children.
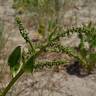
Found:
<box><xmin>28</xmin><ymin>39</ymin><xmax>35</xmax><ymax>54</ymax></box>
<box><xmin>1</xmin><ymin>69</ymin><xmax>24</xmax><ymax>96</ymax></box>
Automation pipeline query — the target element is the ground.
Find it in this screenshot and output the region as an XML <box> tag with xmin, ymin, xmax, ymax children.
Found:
<box><xmin>0</xmin><ymin>0</ymin><xmax>96</xmax><ymax>96</ymax></box>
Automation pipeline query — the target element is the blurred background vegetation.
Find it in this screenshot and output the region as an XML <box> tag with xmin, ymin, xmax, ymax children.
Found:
<box><xmin>0</xmin><ymin>18</ymin><xmax>4</xmax><ymax>51</ymax></box>
<box><xmin>12</xmin><ymin>0</ymin><xmax>96</xmax><ymax>30</ymax></box>
<box><xmin>13</xmin><ymin>0</ymin><xmax>79</xmax><ymax>29</ymax></box>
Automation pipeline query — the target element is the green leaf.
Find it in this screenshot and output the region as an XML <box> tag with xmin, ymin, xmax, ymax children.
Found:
<box><xmin>23</xmin><ymin>55</ymin><xmax>35</xmax><ymax>72</ymax></box>
<box><xmin>8</xmin><ymin>46</ymin><xmax>22</xmax><ymax>77</ymax></box>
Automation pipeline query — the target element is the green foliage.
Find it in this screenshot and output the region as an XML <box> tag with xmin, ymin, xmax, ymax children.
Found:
<box><xmin>15</xmin><ymin>16</ymin><xmax>96</xmax><ymax>73</ymax></box>
<box><xmin>23</xmin><ymin>55</ymin><xmax>35</xmax><ymax>72</ymax></box>
<box><xmin>11</xmin><ymin>16</ymin><xmax>96</xmax><ymax>74</ymax></box>
<box><xmin>13</xmin><ymin>0</ymin><xmax>62</xmax><ymax>32</ymax></box>
<box><xmin>2</xmin><ymin>16</ymin><xmax>96</xmax><ymax>96</ymax></box>
<box><xmin>15</xmin><ymin>16</ymin><xmax>35</xmax><ymax>54</ymax></box>
<box><xmin>0</xmin><ymin>18</ymin><xmax>4</xmax><ymax>51</ymax></box>
<box><xmin>34</xmin><ymin>60</ymin><xmax>68</xmax><ymax>71</ymax></box>
<box><xmin>8</xmin><ymin>46</ymin><xmax>22</xmax><ymax>77</ymax></box>
<box><xmin>0</xmin><ymin>19</ymin><xmax>3</xmax><ymax>40</ymax></box>
<box><xmin>70</xmin><ymin>25</ymin><xmax>96</xmax><ymax>73</ymax></box>
<box><xmin>0</xmin><ymin>92</ymin><xmax>2</xmax><ymax>96</ymax></box>
<box><xmin>13</xmin><ymin>0</ymin><xmax>56</xmax><ymax>14</ymax></box>
<box><xmin>86</xmin><ymin>53</ymin><xmax>96</xmax><ymax>72</ymax></box>
<box><xmin>14</xmin><ymin>16</ymin><xmax>70</xmax><ymax>74</ymax></box>
<box><xmin>38</xmin><ymin>19</ymin><xmax>46</xmax><ymax>37</ymax></box>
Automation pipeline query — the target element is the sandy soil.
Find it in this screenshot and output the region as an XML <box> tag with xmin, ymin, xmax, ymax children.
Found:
<box><xmin>0</xmin><ymin>0</ymin><xmax>96</xmax><ymax>96</ymax></box>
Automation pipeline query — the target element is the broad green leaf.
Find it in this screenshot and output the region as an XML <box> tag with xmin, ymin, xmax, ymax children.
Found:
<box><xmin>23</xmin><ymin>55</ymin><xmax>35</xmax><ymax>72</ymax></box>
<box><xmin>8</xmin><ymin>46</ymin><xmax>21</xmax><ymax>77</ymax></box>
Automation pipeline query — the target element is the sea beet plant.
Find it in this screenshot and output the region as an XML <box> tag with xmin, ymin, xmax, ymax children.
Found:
<box><xmin>1</xmin><ymin>17</ymin><xmax>96</xmax><ymax>96</ymax></box>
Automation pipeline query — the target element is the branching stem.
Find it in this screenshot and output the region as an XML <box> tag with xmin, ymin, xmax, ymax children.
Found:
<box><xmin>1</xmin><ymin>69</ymin><xmax>24</xmax><ymax>96</ymax></box>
